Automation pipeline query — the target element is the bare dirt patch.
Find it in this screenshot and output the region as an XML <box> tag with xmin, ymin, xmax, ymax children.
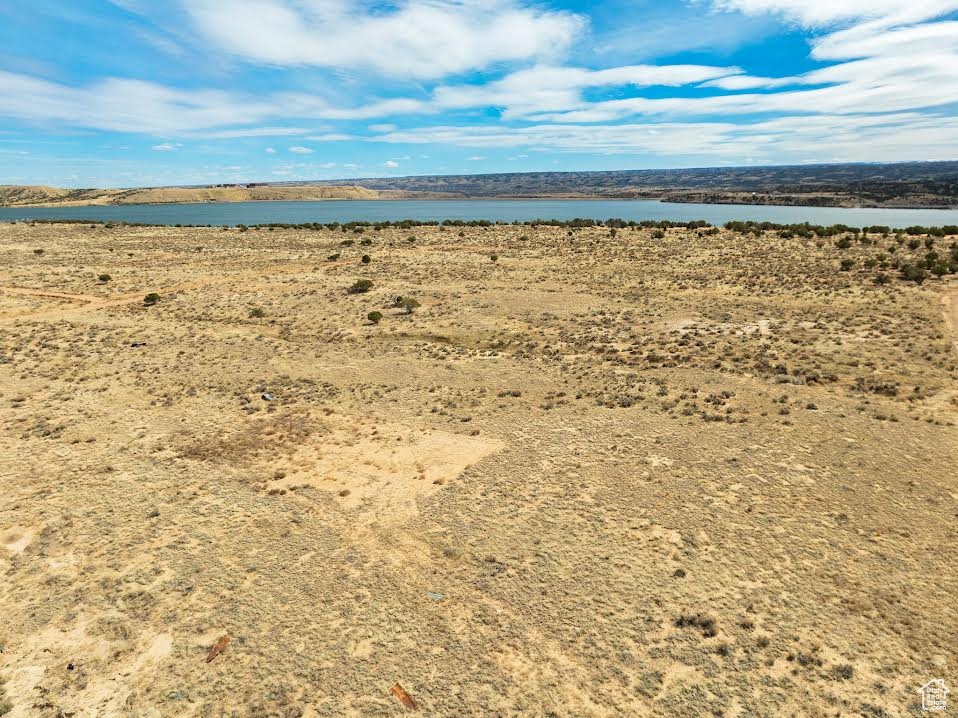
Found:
<box><xmin>267</xmin><ymin>420</ymin><xmax>502</xmax><ymax>511</ymax></box>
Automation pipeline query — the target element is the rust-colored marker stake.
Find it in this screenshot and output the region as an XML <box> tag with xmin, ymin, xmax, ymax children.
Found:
<box><xmin>206</xmin><ymin>636</ymin><xmax>231</xmax><ymax>663</ymax></box>
<box><xmin>390</xmin><ymin>683</ymin><xmax>418</xmax><ymax>710</ymax></box>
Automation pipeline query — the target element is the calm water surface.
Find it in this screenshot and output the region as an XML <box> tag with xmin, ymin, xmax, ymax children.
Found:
<box><xmin>2</xmin><ymin>199</ymin><xmax>957</xmax><ymax>227</ymax></box>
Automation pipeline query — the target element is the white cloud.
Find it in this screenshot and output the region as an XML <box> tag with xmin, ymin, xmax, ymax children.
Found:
<box><xmin>0</xmin><ymin>71</ymin><xmax>275</xmax><ymax>133</ymax></box>
<box><xmin>670</xmin><ymin>7</ymin><xmax>958</xmax><ymax>125</ymax></box>
<box><xmin>106</xmin><ymin>0</ymin><xmax>147</xmax><ymax>12</ymax></box>
<box><xmin>265</xmin><ymin>147</ymin><xmax>276</xmax><ymax>154</ymax></box>
<box><xmin>702</xmin><ymin>74</ymin><xmax>794</xmax><ymax>90</ymax></box>
<box><xmin>519</xmin><ymin>9</ymin><xmax>958</xmax><ymax>123</ymax></box>
<box><xmin>0</xmin><ymin>72</ymin><xmax>424</xmax><ymax>134</ymax></box>
<box><xmin>201</xmin><ymin>127</ymin><xmax>310</xmax><ymax>138</ymax></box>
<box><xmin>812</xmin><ymin>18</ymin><xmax>958</xmax><ymax>60</ymax></box>
<box><xmin>183</xmin><ymin>0</ymin><xmax>585</xmax><ymax>79</ymax></box>
<box><xmin>367</xmin><ymin>112</ymin><xmax>958</xmax><ymax>162</ymax></box>
<box><xmin>5</xmin><ymin>0</ymin><xmax>958</xmax><ymax>171</ymax></box>
<box><xmin>709</xmin><ymin>0</ymin><xmax>958</xmax><ymax>26</ymax></box>
<box><xmin>467</xmin><ymin>156</ymin><xmax>487</xmax><ymax>161</ymax></box>
<box><xmin>282</xmin><ymin>96</ymin><xmax>428</xmax><ymax>121</ymax></box>
<box><xmin>303</xmin><ymin>133</ymin><xmax>357</xmax><ymax>141</ymax></box>
<box><xmin>152</xmin><ymin>142</ymin><xmax>180</xmax><ymax>151</ymax></box>
<box><xmin>384</xmin><ymin>160</ymin><xmax>399</xmax><ymax>168</ymax></box>
<box><xmin>433</xmin><ymin>64</ymin><xmax>742</xmax><ymax>118</ymax></box>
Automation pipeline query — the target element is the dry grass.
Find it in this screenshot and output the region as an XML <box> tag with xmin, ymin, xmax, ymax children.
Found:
<box><xmin>0</xmin><ymin>221</ymin><xmax>955</xmax><ymax>717</ymax></box>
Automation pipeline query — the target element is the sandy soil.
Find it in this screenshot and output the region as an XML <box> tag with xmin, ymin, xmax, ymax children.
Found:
<box><xmin>944</xmin><ymin>282</ymin><xmax>958</xmax><ymax>356</ymax></box>
<box><xmin>0</xmin><ymin>222</ymin><xmax>956</xmax><ymax>717</ymax></box>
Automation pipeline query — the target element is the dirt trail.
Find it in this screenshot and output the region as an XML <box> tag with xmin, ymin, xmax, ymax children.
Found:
<box><xmin>0</xmin><ymin>287</ymin><xmax>104</xmax><ymax>303</ymax></box>
<box><xmin>0</xmin><ymin>258</ymin><xmax>359</xmax><ymax>324</ymax></box>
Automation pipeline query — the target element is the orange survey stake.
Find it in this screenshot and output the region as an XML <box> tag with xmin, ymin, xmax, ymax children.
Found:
<box><xmin>390</xmin><ymin>683</ymin><xmax>418</xmax><ymax>710</ymax></box>
<box><xmin>206</xmin><ymin>636</ymin><xmax>231</xmax><ymax>663</ymax></box>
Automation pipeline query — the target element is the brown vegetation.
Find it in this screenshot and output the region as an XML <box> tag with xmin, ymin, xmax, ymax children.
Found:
<box><xmin>0</xmin><ymin>221</ymin><xmax>955</xmax><ymax>716</ymax></box>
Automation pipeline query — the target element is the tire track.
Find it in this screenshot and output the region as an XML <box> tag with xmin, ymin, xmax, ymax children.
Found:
<box><xmin>0</xmin><ymin>259</ymin><xmax>359</xmax><ymax>324</ymax></box>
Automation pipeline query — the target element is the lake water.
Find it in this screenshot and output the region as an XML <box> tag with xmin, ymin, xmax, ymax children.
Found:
<box><xmin>1</xmin><ymin>199</ymin><xmax>957</xmax><ymax>228</ymax></box>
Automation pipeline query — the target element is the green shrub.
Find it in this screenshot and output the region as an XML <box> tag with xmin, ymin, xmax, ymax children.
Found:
<box><xmin>327</xmin><ymin>253</ymin><xmax>340</xmax><ymax>261</ymax></box>
<box><xmin>652</xmin><ymin>230</ymin><xmax>666</xmax><ymax>239</ymax></box>
<box><xmin>490</xmin><ymin>254</ymin><xmax>498</xmax><ymax>262</ymax></box>
<box><xmin>399</xmin><ymin>297</ymin><xmax>421</xmax><ymax>314</ymax></box>
<box><xmin>250</xmin><ymin>307</ymin><xmax>266</xmax><ymax>318</ymax></box>
<box><xmin>899</xmin><ymin>264</ymin><xmax>927</xmax><ymax>284</ymax></box>
<box><xmin>361</xmin><ymin>254</ymin><xmax>371</xmax><ymax>264</ymax></box>
<box><xmin>98</xmin><ymin>274</ymin><xmax>112</xmax><ymax>282</ymax></box>
<box><xmin>832</xmin><ymin>664</ymin><xmax>854</xmax><ymax>681</ymax></box>
<box><xmin>143</xmin><ymin>293</ymin><xmax>161</xmax><ymax>306</ymax></box>
<box><xmin>33</xmin><ymin>248</ymin><xmax>44</xmax><ymax>255</ymax></box>
<box><xmin>368</xmin><ymin>310</ymin><xmax>383</xmax><ymax>324</ymax></box>
<box><xmin>874</xmin><ymin>272</ymin><xmax>891</xmax><ymax>285</ymax></box>
<box><xmin>835</xmin><ymin>237</ymin><xmax>852</xmax><ymax>250</ymax></box>
<box><xmin>840</xmin><ymin>258</ymin><xmax>854</xmax><ymax>271</ymax></box>
<box><xmin>348</xmin><ymin>279</ymin><xmax>373</xmax><ymax>294</ymax></box>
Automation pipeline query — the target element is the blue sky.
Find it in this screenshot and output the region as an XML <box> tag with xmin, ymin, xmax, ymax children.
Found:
<box><xmin>1</xmin><ymin>0</ymin><xmax>957</xmax><ymax>187</ymax></box>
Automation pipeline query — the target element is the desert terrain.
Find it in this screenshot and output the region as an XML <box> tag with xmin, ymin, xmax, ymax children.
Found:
<box><xmin>0</xmin><ymin>220</ymin><xmax>956</xmax><ymax>717</ymax></box>
<box><xmin>0</xmin><ymin>186</ymin><xmax>430</xmax><ymax>209</ymax></box>
<box><xmin>4</xmin><ymin>161</ymin><xmax>958</xmax><ymax>210</ymax></box>
<box><xmin>316</xmin><ymin>162</ymin><xmax>958</xmax><ymax>209</ymax></box>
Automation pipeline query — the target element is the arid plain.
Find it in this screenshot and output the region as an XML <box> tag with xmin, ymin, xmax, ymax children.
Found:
<box><xmin>0</xmin><ymin>221</ymin><xmax>956</xmax><ymax>717</ymax></box>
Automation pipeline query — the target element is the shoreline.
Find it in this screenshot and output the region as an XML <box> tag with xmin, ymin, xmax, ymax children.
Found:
<box><xmin>3</xmin><ymin>196</ymin><xmax>956</xmax><ymax>211</ymax></box>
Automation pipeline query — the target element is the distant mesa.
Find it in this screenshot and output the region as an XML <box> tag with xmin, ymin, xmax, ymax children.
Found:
<box><xmin>2</xmin><ymin>160</ymin><xmax>956</xmax><ymax>209</ymax></box>
<box><xmin>0</xmin><ymin>183</ymin><xmax>390</xmax><ymax>207</ymax></box>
